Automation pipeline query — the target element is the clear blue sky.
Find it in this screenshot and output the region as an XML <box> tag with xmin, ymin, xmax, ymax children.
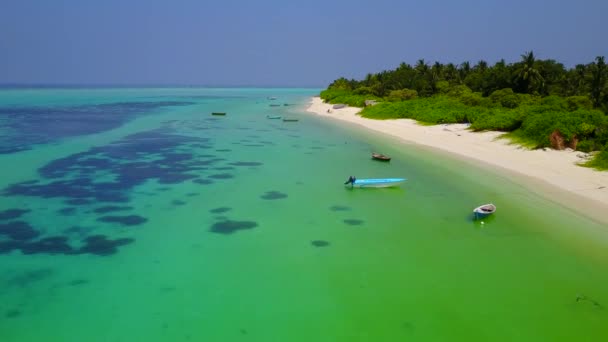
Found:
<box><xmin>1</xmin><ymin>0</ymin><xmax>606</xmax><ymax>87</ymax></box>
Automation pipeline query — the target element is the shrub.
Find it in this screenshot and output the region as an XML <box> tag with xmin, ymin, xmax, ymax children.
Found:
<box><xmin>353</xmin><ymin>87</ymin><xmax>375</xmax><ymax>95</ymax></box>
<box><xmin>584</xmin><ymin>144</ymin><xmax>608</xmax><ymax>170</ymax></box>
<box><xmin>565</xmin><ymin>96</ymin><xmax>593</xmax><ymax>111</ymax></box>
<box><xmin>470</xmin><ymin>108</ymin><xmax>525</xmax><ymax>131</ymax></box>
<box><xmin>576</xmin><ymin>139</ymin><xmax>596</xmax><ymax>152</ymax></box>
<box><xmin>489</xmin><ymin>88</ymin><xmax>521</xmax><ymax>108</ymax></box>
<box><xmin>386</xmin><ymin>88</ymin><xmax>418</xmax><ymax>102</ymax></box>
<box><xmin>320</xmin><ymin>89</ymin><xmax>381</xmax><ymax>107</ymax></box>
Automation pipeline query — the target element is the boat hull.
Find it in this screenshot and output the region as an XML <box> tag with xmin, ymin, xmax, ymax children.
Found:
<box><xmin>372</xmin><ymin>153</ymin><xmax>391</xmax><ymax>162</ymax></box>
<box><xmin>473</xmin><ymin>204</ymin><xmax>496</xmax><ymax>219</ymax></box>
<box><xmin>347</xmin><ymin>178</ymin><xmax>406</xmax><ymax>188</ymax></box>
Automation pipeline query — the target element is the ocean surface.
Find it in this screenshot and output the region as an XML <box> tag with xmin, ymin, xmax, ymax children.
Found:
<box><xmin>1</xmin><ymin>87</ymin><xmax>607</xmax><ymax>341</ymax></box>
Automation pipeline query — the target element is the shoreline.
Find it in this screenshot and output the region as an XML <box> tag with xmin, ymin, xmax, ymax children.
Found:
<box><xmin>305</xmin><ymin>96</ymin><xmax>608</xmax><ymax>224</ymax></box>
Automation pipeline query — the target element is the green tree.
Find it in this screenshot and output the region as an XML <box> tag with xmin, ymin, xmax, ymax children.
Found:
<box><xmin>514</xmin><ymin>51</ymin><xmax>544</xmax><ymax>94</ymax></box>
<box><xmin>590</xmin><ymin>56</ymin><xmax>607</xmax><ymax>108</ymax></box>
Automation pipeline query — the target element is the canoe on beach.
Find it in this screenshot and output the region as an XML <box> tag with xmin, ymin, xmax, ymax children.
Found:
<box><xmin>211</xmin><ymin>112</ymin><xmax>226</xmax><ymax>116</ymax></box>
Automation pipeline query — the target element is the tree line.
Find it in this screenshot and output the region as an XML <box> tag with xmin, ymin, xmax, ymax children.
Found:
<box><xmin>327</xmin><ymin>52</ymin><xmax>607</xmax><ymax>112</ymax></box>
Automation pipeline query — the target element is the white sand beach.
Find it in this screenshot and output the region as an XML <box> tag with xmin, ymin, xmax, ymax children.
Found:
<box><xmin>306</xmin><ymin>97</ymin><xmax>608</xmax><ymax>222</ymax></box>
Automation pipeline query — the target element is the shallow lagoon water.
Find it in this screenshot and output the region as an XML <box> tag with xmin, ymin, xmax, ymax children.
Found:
<box><xmin>1</xmin><ymin>88</ymin><xmax>607</xmax><ymax>341</ymax></box>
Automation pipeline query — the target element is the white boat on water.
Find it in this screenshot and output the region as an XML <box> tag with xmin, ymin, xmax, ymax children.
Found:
<box><xmin>473</xmin><ymin>203</ymin><xmax>496</xmax><ymax>219</ymax></box>
<box><xmin>344</xmin><ymin>177</ymin><xmax>406</xmax><ymax>188</ymax></box>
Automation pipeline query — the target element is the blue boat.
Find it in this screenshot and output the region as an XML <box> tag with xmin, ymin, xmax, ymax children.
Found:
<box><xmin>473</xmin><ymin>203</ymin><xmax>496</xmax><ymax>219</ymax></box>
<box><xmin>344</xmin><ymin>177</ymin><xmax>406</xmax><ymax>188</ymax></box>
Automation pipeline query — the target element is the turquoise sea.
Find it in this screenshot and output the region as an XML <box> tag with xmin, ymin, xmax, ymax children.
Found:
<box><xmin>1</xmin><ymin>88</ymin><xmax>607</xmax><ymax>341</ymax></box>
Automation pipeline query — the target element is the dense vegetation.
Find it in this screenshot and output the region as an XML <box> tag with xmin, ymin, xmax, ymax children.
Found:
<box><xmin>320</xmin><ymin>52</ymin><xmax>608</xmax><ymax>170</ymax></box>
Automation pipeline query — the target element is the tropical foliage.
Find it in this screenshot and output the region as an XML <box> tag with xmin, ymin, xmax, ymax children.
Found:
<box><xmin>320</xmin><ymin>52</ymin><xmax>608</xmax><ymax>170</ymax></box>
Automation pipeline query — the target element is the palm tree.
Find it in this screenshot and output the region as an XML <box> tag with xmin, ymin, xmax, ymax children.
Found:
<box><xmin>515</xmin><ymin>51</ymin><xmax>544</xmax><ymax>94</ymax></box>
<box><xmin>459</xmin><ymin>61</ymin><xmax>471</xmax><ymax>82</ymax></box>
<box><xmin>590</xmin><ymin>56</ymin><xmax>606</xmax><ymax>107</ymax></box>
<box><xmin>415</xmin><ymin>59</ymin><xmax>429</xmax><ymax>76</ymax></box>
<box><xmin>475</xmin><ymin>60</ymin><xmax>488</xmax><ymax>73</ymax></box>
<box><xmin>444</xmin><ymin>63</ymin><xmax>458</xmax><ymax>83</ymax></box>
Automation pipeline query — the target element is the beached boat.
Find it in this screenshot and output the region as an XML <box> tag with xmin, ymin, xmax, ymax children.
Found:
<box><xmin>333</xmin><ymin>104</ymin><xmax>347</xmax><ymax>109</ymax></box>
<box><xmin>473</xmin><ymin>203</ymin><xmax>496</xmax><ymax>219</ymax></box>
<box><xmin>266</xmin><ymin>115</ymin><xmax>282</xmax><ymax>119</ymax></box>
<box><xmin>211</xmin><ymin>112</ymin><xmax>226</xmax><ymax>116</ymax></box>
<box><xmin>283</xmin><ymin>118</ymin><xmax>299</xmax><ymax>122</ymax></box>
<box><xmin>372</xmin><ymin>152</ymin><xmax>391</xmax><ymax>162</ymax></box>
<box><xmin>344</xmin><ymin>177</ymin><xmax>406</xmax><ymax>188</ymax></box>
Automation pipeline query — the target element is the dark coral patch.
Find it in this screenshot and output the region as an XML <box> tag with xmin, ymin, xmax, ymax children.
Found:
<box><xmin>20</xmin><ymin>236</ymin><xmax>75</xmax><ymax>255</ymax></box>
<box><xmin>68</xmin><ymin>279</ymin><xmax>90</xmax><ymax>286</ymax></box>
<box><xmin>0</xmin><ymin>221</ymin><xmax>40</xmax><ymax>240</ymax></box>
<box><xmin>213</xmin><ymin>166</ymin><xmax>235</xmax><ymax>171</ymax></box>
<box><xmin>97</xmin><ymin>215</ymin><xmax>148</xmax><ymax>226</ymax></box>
<box><xmin>228</xmin><ymin>161</ymin><xmax>263</xmax><ymax>167</ymax></box>
<box><xmin>57</xmin><ymin>207</ymin><xmax>77</xmax><ymax>216</ymax></box>
<box><xmin>330</xmin><ymin>205</ymin><xmax>351</xmax><ymax>212</ymax></box>
<box><xmin>3</xmin><ymin>129</ymin><xmax>211</xmax><ymax>206</ymax></box>
<box><xmin>260</xmin><ymin>191</ymin><xmax>288</xmax><ymax>200</ymax></box>
<box><xmin>0</xmin><ymin>209</ymin><xmax>30</xmax><ymax>220</ymax></box>
<box><xmin>62</xmin><ymin>225</ymin><xmax>93</xmax><ymax>237</ymax></box>
<box><xmin>311</xmin><ymin>240</ymin><xmax>330</xmax><ymax>247</ymax></box>
<box><xmin>65</xmin><ymin>199</ymin><xmax>93</xmax><ymax>206</ymax></box>
<box><xmin>209</xmin><ymin>207</ymin><xmax>231</xmax><ymax>214</ymax></box>
<box><xmin>208</xmin><ymin>173</ymin><xmax>234</xmax><ymax>179</ymax></box>
<box><xmin>186</xmin><ymin>192</ymin><xmax>199</xmax><ymax>197</ymax></box>
<box><xmin>193</xmin><ymin>179</ymin><xmax>213</xmax><ymax>185</ymax></box>
<box><xmin>93</xmin><ymin>206</ymin><xmax>133</xmax><ymax>214</ymax></box>
<box><xmin>5</xmin><ymin>309</ymin><xmax>21</xmax><ymax>318</ymax></box>
<box><xmin>6</xmin><ymin>268</ymin><xmax>54</xmax><ymax>287</ymax></box>
<box><xmin>343</xmin><ymin>219</ymin><xmax>364</xmax><ymax>226</ymax></box>
<box><xmin>0</xmin><ymin>240</ymin><xmax>21</xmax><ymax>254</ymax></box>
<box><xmin>79</xmin><ymin>235</ymin><xmax>135</xmax><ymax>256</ymax></box>
<box><xmin>171</xmin><ymin>200</ymin><xmax>186</xmax><ymax>206</ymax></box>
<box><xmin>210</xmin><ymin>220</ymin><xmax>258</xmax><ymax>234</ymax></box>
<box><xmin>0</xmin><ymin>101</ymin><xmax>194</xmax><ymax>155</ymax></box>
<box><xmin>215</xmin><ymin>149</ymin><xmax>232</xmax><ymax>152</ymax></box>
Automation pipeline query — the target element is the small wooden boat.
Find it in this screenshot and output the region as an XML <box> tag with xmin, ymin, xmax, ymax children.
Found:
<box><xmin>211</xmin><ymin>112</ymin><xmax>226</xmax><ymax>116</ymax></box>
<box><xmin>344</xmin><ymin>177</ymin><xmax>406</xmax><ymax>188</ymax></box>
<box><xmin>283</xmin><ymin>118</ymin><xmax>299</xmax><ymax>122</ymax></box>
<box><xmin>372</xmin><ymin>152</ymin><xmax>391</xmax><ymax>162</ymax></box>
<box><xmin>473</xmin><ymin>204</ymin><xmax>496</xmax><ymax>219</ymax></box>
<box><xmin>269</xmin><ymin>104</ymin><xmax>281</xmax><ymax>107</ymax></box>
<box><xmin>266</xmin><ymin>115</ymin><xmax>282</xmax><ymax>119</ymax></box>
<box><xmin>267</xmin><ymin>96</ymin><xmax>277</xmax><ymax>100</ymax></box>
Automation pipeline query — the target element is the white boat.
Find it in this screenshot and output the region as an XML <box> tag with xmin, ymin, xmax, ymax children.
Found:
<box><xmin>473</xmin><ymin>203</ymin><xmax>496</xmax><ymax>219</ymax></box>
<box><xmin>344</xmin><ymin>177</ymin><xmax>406</xmax><ymax>188</ymax></box>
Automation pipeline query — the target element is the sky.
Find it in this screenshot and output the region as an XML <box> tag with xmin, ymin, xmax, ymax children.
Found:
<box><xmin>1</xmin><ymin>0</ymin><xmax>607</xmax><ymax>87</ymax></box>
